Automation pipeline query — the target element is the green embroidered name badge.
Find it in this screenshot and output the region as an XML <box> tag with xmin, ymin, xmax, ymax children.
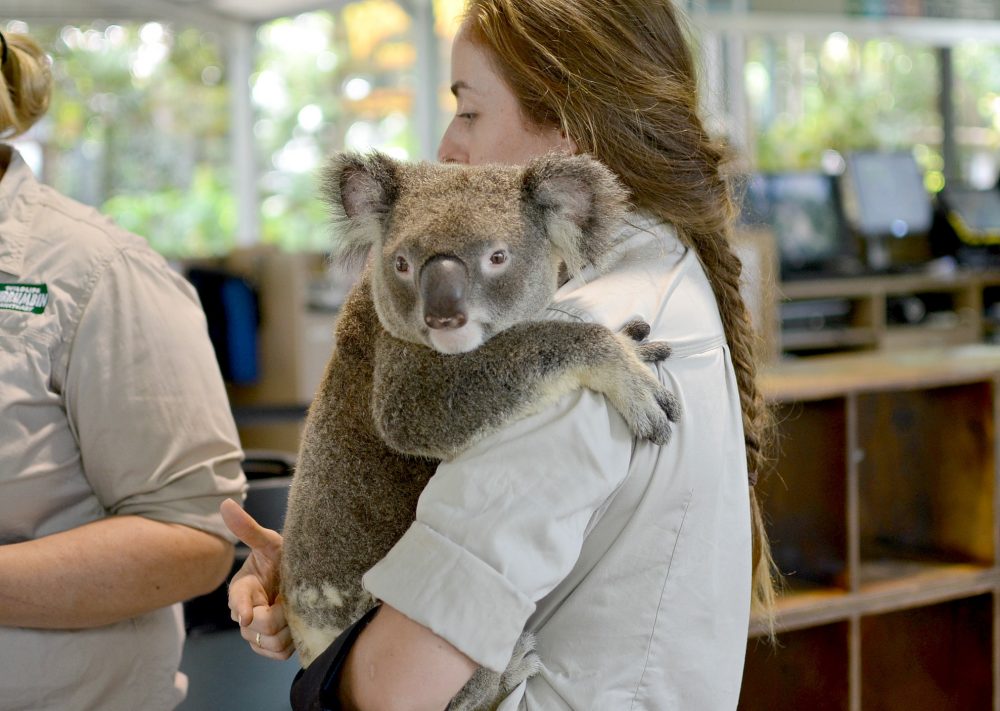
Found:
<box><xmin>0</xmin><ymin>283</ymin><xmax>49</xmax><ymax>314</ymax></box>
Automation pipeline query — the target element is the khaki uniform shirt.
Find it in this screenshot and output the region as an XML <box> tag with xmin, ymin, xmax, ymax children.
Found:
<box><xmin>364</xmin><ymin>214</ymin><xmax>752</xmax><ymax>710</ymax></box>
<box><xmin>0</xmin><ymin>146</ymin><xmax>246</xmax><ymax>711</ymax></box>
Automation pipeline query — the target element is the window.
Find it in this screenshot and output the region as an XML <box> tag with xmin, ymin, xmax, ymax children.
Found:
<box><xmin>953</xmin><ymin>42</ymin><xmax>1000</xmax><ymax>188</ymax></box>
<box><xmin>7</xmin><ymin>19</ymin><xmax>235</xmax><ymax>257</ymax></box>
<box><xmin>744</xmin><ymin>32</ymin><xmax>943</xmax><ymax>189</ymax></box>
<box><xmin>254</xmin><ymin>3</ymin><xmax>420</xmax><ymax>251</ymax></box>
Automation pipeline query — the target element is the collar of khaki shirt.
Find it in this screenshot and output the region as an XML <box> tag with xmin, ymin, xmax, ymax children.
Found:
<box><xmin>0</xmin><ymin>144</ymin><xmax>37</xmax><ymax>278</ymax></box>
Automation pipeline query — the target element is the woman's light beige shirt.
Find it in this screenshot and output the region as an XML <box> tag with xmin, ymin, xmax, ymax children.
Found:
<box><xmin>364</xmin><ymin>213</ymin><xmax>753</xmax><ymax>710</ymax></box>
<box><xmin>0</xmin><ymin>146</ymin><xmax>246</xmax><ymax>711</ymax></box>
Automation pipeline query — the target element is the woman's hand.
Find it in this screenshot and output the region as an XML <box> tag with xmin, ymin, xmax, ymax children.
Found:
<box><xmin>220</xmin><ymin>499</ymin><xmax>295</xmax><ymax>660</ymax></box>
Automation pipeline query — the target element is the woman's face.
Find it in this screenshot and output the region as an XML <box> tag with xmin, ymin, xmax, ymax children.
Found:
<box><xmin>437</xmin><ymin>29</ymin><xmax>575</xmax><ymax>166</ymax></box>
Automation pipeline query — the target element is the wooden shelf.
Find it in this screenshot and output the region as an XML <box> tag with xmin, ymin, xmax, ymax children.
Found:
<box><xmin>766</xmin><ymin>268</ymin><xmax>1000</xmax><ymax>359</ymax></box>
<box><xmin>781</xmin><ymin>327</ymin><xmax>878</xmax><ymax>352</ymax></box>
<box><xmin>752</xmin><ymin>563</ymin><xmax>998</xmax><ymax>638</ymax></box>
<box><xmin>743</xmin><ymin>348</ymin><xmax>1000</xmax><ymax>710</ymax></box>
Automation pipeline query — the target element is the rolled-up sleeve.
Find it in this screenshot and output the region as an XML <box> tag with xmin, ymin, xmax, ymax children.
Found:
<box><xmin>362</xmin><ymin>388</ymin><xmax>633</xmax><ymax>671</ymax></box>
<box><xmin>63</xmin><ymin>246</ymin><xmax>246</xmax><ymax>542</ymax></box>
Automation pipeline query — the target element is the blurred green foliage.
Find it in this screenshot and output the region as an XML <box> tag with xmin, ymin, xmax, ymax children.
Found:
<box><xmin>749</xmin><ymin>36</ymin><xmax>941</xmax><ymax>172</ymax></box>
<box><xmin>26</xmin><ymin>21</ymin><xmax>234</xmax><ymax>256</ymax></box>
<box><xmin>748</xmin><ymin>35</ymin><xmax>1000</xmax><ymax>190</ymax></box>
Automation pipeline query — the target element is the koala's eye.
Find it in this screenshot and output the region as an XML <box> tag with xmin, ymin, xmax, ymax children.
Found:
<box><xmin>489</xmin><ymin>250</ymin><xmax>507</xmax><ymax>266</ymax></box>
<box><xmin>395</xmin><ymin>256</ymin><xmax>410</xmax><ymax>273</ymax></box>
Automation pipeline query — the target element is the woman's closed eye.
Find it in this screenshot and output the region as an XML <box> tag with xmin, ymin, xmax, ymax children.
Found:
<box><xmin>457</xmin><ymin>112</ymin><xmax>477</xmax><ymax>122</ymax></box>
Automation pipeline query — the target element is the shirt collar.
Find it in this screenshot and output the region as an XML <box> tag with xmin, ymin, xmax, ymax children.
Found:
<box><xmin>0</xmin><ymin>144</ymin><xmax>39</xmax><ymax>278</ymax></box>
<box><xmin>571</xmin><ymin>209</ymin><xmax>678</xmax><ymax>285</ymax></box>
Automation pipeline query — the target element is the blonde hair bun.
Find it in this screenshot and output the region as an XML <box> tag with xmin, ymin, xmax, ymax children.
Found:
<box><xmin>0</xmin><ymin>31</ymin><xmax>53</xmax><ymax>138</ymax></box>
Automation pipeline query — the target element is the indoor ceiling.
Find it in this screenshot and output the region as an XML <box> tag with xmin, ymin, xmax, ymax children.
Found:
<box><xmin>4</xmin><ymin>0</ymin><xmax>387</xmax><ymax>26</ymax></box>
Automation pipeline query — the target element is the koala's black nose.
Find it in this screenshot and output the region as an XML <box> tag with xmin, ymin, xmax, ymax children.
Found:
<box><xmin>420</xmin><ymin>255</ymin><xmax>468</xmax><ymax>330</ymax></box>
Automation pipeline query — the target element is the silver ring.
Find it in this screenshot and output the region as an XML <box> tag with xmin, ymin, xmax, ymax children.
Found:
<box><xmin>255</xmin><ymin>632</ymin><xmax>262</xmax><ymax>647</ymax></box>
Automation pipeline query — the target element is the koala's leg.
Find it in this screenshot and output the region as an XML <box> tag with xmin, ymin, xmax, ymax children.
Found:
<box><xmin>282</xmin><ymin>277</ymin><xmax>437</xmax><ymax>666</ymax></box>
<box><xmin>448</xmin><ymin>633</ymin><xmax>540</xmax><ymax>711</ymax></box>
<box><xmin>372</xmin><ymin>320</ymin><xmax>680</xmax><ymax>461</ymax></box>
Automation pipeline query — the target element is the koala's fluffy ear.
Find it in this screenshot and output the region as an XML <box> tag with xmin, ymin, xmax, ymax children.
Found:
<box><xmin>521</xmin><ymin>154</ymin><xmax>628</xmax><ymax>275</ymax></box>
<box><xmin>320</xmin><ymin>151</ymin><xmax>401</xmax><ymax>264</ymax></box>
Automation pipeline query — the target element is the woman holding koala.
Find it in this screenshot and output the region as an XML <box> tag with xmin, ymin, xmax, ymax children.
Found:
<box><xmin>224</xmin><ymin>0</ymin><xmax>777</xmax><ymax>708</ymax></box>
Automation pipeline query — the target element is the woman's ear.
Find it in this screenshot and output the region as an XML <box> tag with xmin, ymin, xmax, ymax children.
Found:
<box><xmin>560</xmin><ymin>130</ymin><xmax>578</xmax><ymax>155</ymax></box>
<box><xmin>521</xmin><ymin>154</ymin><xmax>628</xmax><ymax>274</ymax></box>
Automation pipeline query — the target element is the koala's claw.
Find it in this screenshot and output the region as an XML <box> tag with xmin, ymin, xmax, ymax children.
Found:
<box><xmin>620</xmin><ymin>320</ymin><xmax>671</xmax><ymax>364</ymax></box>
<box><xmin>500</xmin><ymin>633</ymin><xmax>541</xmax><ymax>693</ymax></box>
<box><xmin>636</xmin><ymin>341</ymin><xmax>672</xmax><ymax>363</ymax></box>
<box><xmin>657</xmin><ymin>389</ymin><xmax>682</xmax><ymax>424</ymax></box>
<box><xmin>621</xmin><ymin>319</ymin><xmax>651</xmax><ymax>342</ymax></box>
<box><xmin>638</xmin><ymin>394</ymin><xmax>679</xmax><ymax>446</ymax></box>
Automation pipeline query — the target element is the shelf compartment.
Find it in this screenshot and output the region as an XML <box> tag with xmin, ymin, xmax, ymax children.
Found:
<box><xmin>739</xmin><ymin>621</ymin><xmax>849</xmax><ymax>711</ymax></box>
<box><xmin>763</xmin><ymin>398</ymin><xmax>849</xmax><ymax>590</ymax></box>
<box><xmin>860</xmin><ymin>595</ymin><xmax>993</xmax><ymax>711</ymax></box>
<box><xmin>751</xmin><ymin>586</ymin><xmax>850</xmax><ymax>637</ymax></box>
<box><xmin>782</xmin><ymin>326</ymin><xmax>879</xmax><ymax>353</ymax></box>
<box><xmin>855</xmin><ymin>382</ymin><xmax>995</xmax><ymax>579</ymax></box>
<box><xmin>882</xmin><ymin>321</ymin><xmax>982</xmax><ymax>350</ymax></box>
<box><xmin>752</xmin><ymin>564</ymin><xmax>997</xmax><ymax>638</ymax></box>
<box><xmin>780</xmin><ymin>295</ymin><xmax>879</xmax><ymax>356</ymax></box>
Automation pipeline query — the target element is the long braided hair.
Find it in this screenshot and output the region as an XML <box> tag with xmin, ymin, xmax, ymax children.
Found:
<box><xmin>464</xmin><ymin>0</ymin><xmax>778</xmax><ymax>625</ymax></box>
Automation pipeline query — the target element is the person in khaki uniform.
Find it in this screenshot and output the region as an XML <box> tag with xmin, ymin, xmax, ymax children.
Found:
<box><xmin>0</xmin><ymin>30</ymin><xmax>247</xmax><ymax>711</ymax></box>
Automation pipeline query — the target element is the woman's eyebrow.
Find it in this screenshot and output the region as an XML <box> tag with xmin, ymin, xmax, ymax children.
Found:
<box><xmin>450</xmin><ymin>80</ymin><xmax>473</xmax><ymax>97</ymax></box>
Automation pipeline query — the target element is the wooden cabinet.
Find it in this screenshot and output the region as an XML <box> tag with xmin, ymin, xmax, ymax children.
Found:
<box><xmin>740</xmin><ymin>347</ymin><xmax>1000</xmax><ymax>711</ymax></box>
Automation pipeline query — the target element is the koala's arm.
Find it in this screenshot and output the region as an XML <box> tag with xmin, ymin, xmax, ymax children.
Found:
<box><xmin>371</xmin><ymin>320</ymin><xmax>679</xmax><ymax>461</ymax></box>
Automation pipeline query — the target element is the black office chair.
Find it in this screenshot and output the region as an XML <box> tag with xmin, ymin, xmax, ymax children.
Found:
<box><xmin>243</xmin><ymin>449</ymin><xmax>296</xmax><ymax>481</ymax></box>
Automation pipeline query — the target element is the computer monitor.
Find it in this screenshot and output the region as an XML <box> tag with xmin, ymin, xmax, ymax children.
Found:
<box><xmin>842</xmin><ymin>151</ymin><xmax>934</xmax><ymax>271</ymax></box>
<box><xmin>740</xmin><ymin>172</ymin><xmax>856</xmax><ymax>280</ymax></box>
<box><xmin>940</xmin><ymin>184</ymin><xmax>1000</xmax><ymax>245</ymax></box>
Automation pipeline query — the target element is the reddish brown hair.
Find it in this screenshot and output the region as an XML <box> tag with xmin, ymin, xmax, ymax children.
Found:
<box><xmin>464</xmin><ymin>0</ymin><xmax>778</xmax><ymax>625</ymax></box>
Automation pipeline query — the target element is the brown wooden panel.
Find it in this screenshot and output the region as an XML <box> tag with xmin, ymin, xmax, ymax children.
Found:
<box><xmin>856</xmin><ymin>382</ymin><xmax>995</xmax><ymax>568</ymax></box>
<box><xmin>861</xmin><ymin>595</ymin><xmax>993</xmax><ymax>711</ymax></box>
<box><xmin>763</xmin><ymin>399</ymin><xmax>849</xmax><ymax>589</ymax></box>
<box><xmin>739</xmin><ymin>622</ymin><xmax>850</xmax><ymax>711</ymax></box>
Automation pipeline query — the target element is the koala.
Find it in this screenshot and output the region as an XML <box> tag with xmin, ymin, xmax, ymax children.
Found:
<box><xmin>280</xmin><ymin>151</ymin><xmax>681</xmax><ymax>710</ymax></box>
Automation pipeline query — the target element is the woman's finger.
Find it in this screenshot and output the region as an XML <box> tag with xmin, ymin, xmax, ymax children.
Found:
<box><xmin>228</xmin><ymin>573</ymin><xmax>271</xmax><ymax>625</ymax></box>
<box><xmin>220</xmin><ymin>498</ymin><xmax>281</xmax><ymax>551</ymax></box>
<box><xmin>246</xmin><ymin>601</ymin><xmax>288</xmax><ymax>636</ymax></box>
<box><xmin>240</xmin><ymin>611</ymin><xmax>296</xmax><ymax>659</ymax></box>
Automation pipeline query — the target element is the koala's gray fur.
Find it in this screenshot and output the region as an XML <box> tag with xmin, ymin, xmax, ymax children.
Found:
<box><xmin>280</xmin><ymin>151</ymin><xmax>680</xmax><ymax>710</ymax></box>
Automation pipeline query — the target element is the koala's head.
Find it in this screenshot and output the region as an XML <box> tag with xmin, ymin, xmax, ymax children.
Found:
<box><xmin>322</xmin><ymin>151</ymin><xmax>627</xmax><ymax>354</ymax></box>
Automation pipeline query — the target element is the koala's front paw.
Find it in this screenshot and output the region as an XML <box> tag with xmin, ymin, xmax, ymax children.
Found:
<box><xmin>621</xmin><ymin>319</ymin><xmax>672</xmax><ymax>363</ymax></box>
<box><xmin>609</xmin><ymin>322</ymin><xmax>681</xmax><ymax>445</ymax></box>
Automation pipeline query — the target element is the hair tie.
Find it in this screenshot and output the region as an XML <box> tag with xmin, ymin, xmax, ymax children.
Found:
<box><xmin>0</xmin><ymin>31</ymin><xmax>8</xmax><ymax>67</ymax></box>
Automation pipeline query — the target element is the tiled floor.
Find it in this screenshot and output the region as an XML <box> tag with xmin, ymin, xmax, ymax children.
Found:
<box><xmin>177</xmin><ymin>629</ymin><xmax>300</xmax><ymax>711</ymax></box>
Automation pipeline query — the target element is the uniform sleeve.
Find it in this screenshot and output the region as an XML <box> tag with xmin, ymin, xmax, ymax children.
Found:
<box><xmin>63</xmin><ymin>246</ymin><xmax>246</xmax><ymax>542</ymax></box>
<box><xmin>362</xmin><ymin>389</ymin><xmax>633</xmax><ymax>671</ymax></box>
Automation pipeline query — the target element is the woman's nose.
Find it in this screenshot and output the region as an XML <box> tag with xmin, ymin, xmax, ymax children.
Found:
<box><xmin>437</xmin><ymin>121</ymin><xmax>467</xmax><ymax>164</ymax></box>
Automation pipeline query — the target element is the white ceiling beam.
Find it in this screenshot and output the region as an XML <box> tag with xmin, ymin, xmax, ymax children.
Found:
<box><xmin>7</xmin><ymin>0</ymin><xmax>238</xmax><ymax>31</ymax></box>
<box><xmin>692</xmin><ymin>11</ymin><xmax>1000</xmax><ymax>45</ymax></box>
